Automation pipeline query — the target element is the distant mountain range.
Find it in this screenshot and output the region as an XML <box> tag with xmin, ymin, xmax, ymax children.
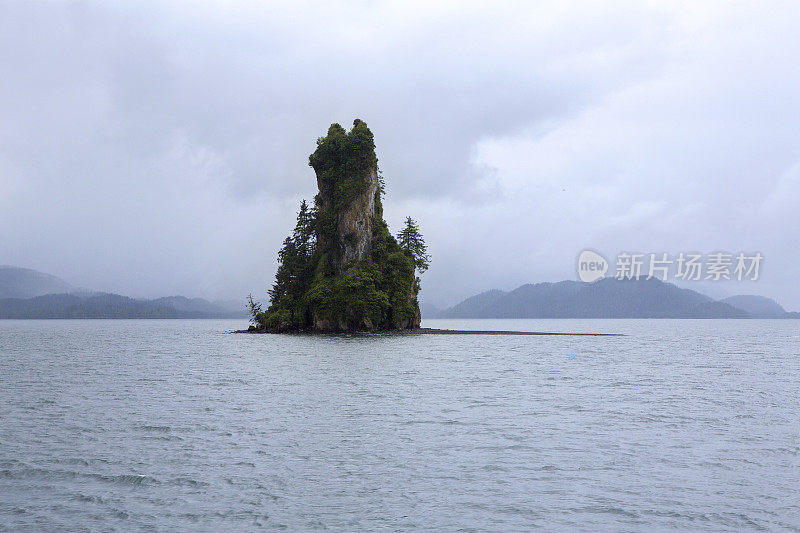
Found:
<box><xmin>5</xmin><ymin>266</ymin><xmax>796</xmax><ymax>320</ymax></box>
<box><xmin>423</xmin><ymin>278</ymin><xmax>799</xmax><ymax>319</ymax></box>
<box><xmin>0</xmin><ymin>265</ymin><xmax>78</xmax><ymax>299</ymax></box>
<box><xmin>717</xmin><ymin>295</ymin><xmax>790</xmax><ymax>319</ymax></box>
<box><xmin>0</xmin><ymin>266</ymin><xmax>246</xmax><ymax>319</ymax></box>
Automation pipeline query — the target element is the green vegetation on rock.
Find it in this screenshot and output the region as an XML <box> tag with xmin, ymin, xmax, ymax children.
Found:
<box><xmin>251</xmin><ymin>119</ymin><xmax>428</xmax><ymax>332</ymax></box>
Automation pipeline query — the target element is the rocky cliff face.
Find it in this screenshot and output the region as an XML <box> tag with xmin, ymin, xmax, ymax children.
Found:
<box><xmin>316</xmin><ymin>167</ymin><xmax>379</xmax><ymax>271</ymax></box>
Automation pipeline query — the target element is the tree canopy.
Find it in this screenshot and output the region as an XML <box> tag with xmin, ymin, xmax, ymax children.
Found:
<box><xmin>397</xmin><ymin>217</ymin><xmax>430</xmax><ymax>273</ymax></box>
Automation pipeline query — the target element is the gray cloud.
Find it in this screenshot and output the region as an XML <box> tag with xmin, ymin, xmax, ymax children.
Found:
<box><xmin>2</xmin><ymin>1</ymin><xmax>799</xmax><ymax>310</ymax></box>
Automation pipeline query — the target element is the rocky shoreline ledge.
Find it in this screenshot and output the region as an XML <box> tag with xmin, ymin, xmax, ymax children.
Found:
<box><xmin>233</xmin><ymin>326</ymin><xmax>623</xmax><ymax>336</ymax></box>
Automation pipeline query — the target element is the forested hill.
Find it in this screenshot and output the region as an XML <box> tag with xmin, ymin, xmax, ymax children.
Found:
<box><xmin>0</xmin><ymin>266</ymin><xmax>247</xmax><ymax>319</ymax></box>
<box><xmin>0</xmin><ymin>266</ymin><xmax>76</xmax><ymax>299</ymax></box>
<box><xmin>0</xmin><ymin>293</ymin><xmax>247</xmax><ymax>319</ymax></box>
<box><xmin>433</xmin><ymin>278</ymin><xmax>796</xmax><ymax>319</ymax></box>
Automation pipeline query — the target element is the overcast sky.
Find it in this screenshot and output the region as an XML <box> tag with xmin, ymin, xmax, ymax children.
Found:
<box><xmin>2</xmin><ymin>1</ymin><xmax>799</xmax><ymax>310</ymax></box>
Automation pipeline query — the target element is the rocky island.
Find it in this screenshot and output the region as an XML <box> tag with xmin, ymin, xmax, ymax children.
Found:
<box><xmin>248</xmin><ymin>119</ymin><xmax>427</xmax><ymax>333</ymax></box>
<box><xmin>242</xmin><ymin>120</ymin><xmax>622</xmax><ymax>338</ymax></box>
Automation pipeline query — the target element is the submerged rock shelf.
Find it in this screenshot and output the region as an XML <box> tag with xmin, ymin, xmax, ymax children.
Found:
<box><xmin>234</xmin><ymin>327</ymin><xmax>623</xmax><ymax>336</ymax></box>
<box><xmin>410</xmin><ymin>328</ymin><xmax>623</xmax><ymax>336</ymax></box>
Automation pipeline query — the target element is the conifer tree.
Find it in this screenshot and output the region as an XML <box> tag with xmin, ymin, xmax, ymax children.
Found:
<box><xmin>268</xmin><ymin>237</ymin><xmax>298</xmax><ymax>306</ymax></box>
<box><xmin>292</xmin><ymin>199</ymin><xmax>315</xmax><ymax>260</ymax></box>
<box><xmin>397</xmin><ymin>217</ymin><xmax>430</xmax><ymax>273</ymax></box>
<box><xmin>246</xmin><ymin>294</ymin><xmax>262</xmax><ymax>324</ymax></box>
<box><xmin>268</xmin><ymin>200</ymin><xmax>317</xmax><ymax>309</ymax></box>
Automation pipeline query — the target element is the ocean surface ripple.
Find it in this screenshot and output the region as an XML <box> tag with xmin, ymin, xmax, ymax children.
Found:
<box><xmin>1</xmin><ymin>318</ymin><xmax>798</xmax><ymax>531</ymax></box>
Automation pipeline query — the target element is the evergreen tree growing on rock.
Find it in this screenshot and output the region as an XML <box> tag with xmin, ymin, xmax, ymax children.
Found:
<box><xmin>397</xmin><ymin>217</ymin><xmax>430</xmax><ymax>273</ymax></box>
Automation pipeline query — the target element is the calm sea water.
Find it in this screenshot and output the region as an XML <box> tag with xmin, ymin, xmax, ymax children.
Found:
<box><xmin>0</xmin><ymin>318</ymin><xmax>798</xmax><ymax>531</ymax></box>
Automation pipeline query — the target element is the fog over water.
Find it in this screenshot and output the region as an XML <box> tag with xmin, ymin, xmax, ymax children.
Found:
<box><xmin>2</xmin><ymin>2</ymin><xmax>799</xmax><ymax>309</ymax></box>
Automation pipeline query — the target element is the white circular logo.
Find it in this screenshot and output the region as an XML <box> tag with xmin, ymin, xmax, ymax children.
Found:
<box><xmin>577</xmin><ymin>250</ymin><xmax>608</xmax><ymax>282</ymax></box>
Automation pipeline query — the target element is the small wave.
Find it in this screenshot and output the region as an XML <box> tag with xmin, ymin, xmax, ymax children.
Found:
<box><xmin>139</xmin><ymin>434</ymin><xmax>184</xmax><ymax>442</ymax></box>
<box><xmin>168</xmin><ymin>477</ymin><xmax>208</xmax><ymax>487</ymax></box>
<box><xmin>106</xmin><ymin>474</ymin><xmax>157</xmax><ymax>486</ymax></box>
<box><xmin>138</xmin><ymin>425</ymin><xmax>171</xmax><ymax>433</ymax></box>
<box><xmin>578</xmin><ymin>505</ymin><xmax>639</xmax><ymax>519</ymax></box>
<box><xmin>402</xmin><ymin>419</ymin><xmax>468</xmax><ymax>426</ymax></box>
<box><xmin>0</xmin><ymin>467</ymin><xmax>77</xmax><ymax>480</ymax></box>
<box><xmin>0</xmin><ymin>467</ymin><xmax>156</xmax><ymax>486</ymax></box>
<box><xmin>58</xmin><ymin>457</ymin><xmax>90</xmax><ymax>466</ymax></box>
<box><xmin>180</xmin><ymin>513</ymin><xmax>201</xmax><ymax>523</ymax></box>
<box><xmin>72</xmin><ymin>492</ymin><xmax>106</xmax><ymax>504</ymax></box>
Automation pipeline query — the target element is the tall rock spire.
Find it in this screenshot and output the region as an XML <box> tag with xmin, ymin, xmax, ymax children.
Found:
<box><xmin>259</xmin><ymin>119</ymin><xmax>421</xmax><ymax>332</ymax></box>
<box><xmin>309</xmin><ymin>119</ymin><xmax>381</xmax><ymax>273</ymax></box>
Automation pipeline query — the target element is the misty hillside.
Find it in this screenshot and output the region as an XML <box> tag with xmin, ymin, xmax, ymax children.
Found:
<box><xmin>720</xmin><ymin>295</ymin><xmax>787</xmax><ymax>318</ymax></box>
<box><xmin>419</xmin><ymin>302</ymin><xmax>443</xmax><ymax>319</ymax></box>
<box><xmin>0</xmin><ymin>293</ymin><xmax>247</xmax><ymax>319</ymax></box>
<box><xmin>0</xmin><ymin>266</ymin><xmax>76</xmax><ymax>299</ymax></box>
<box><xmin>0</xmin><ymin>266</ymin><xmax>247</xmax><ymax>319</ymax></box>
<box><xmin>439</xmin><ymin>278</ymin><xmax>752</xmax><ymax>319</ymax></box>
<box><xmin>150</xmin><ymin>296</ymin><xmax>246</xmax><ymax>317</ymax></box>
